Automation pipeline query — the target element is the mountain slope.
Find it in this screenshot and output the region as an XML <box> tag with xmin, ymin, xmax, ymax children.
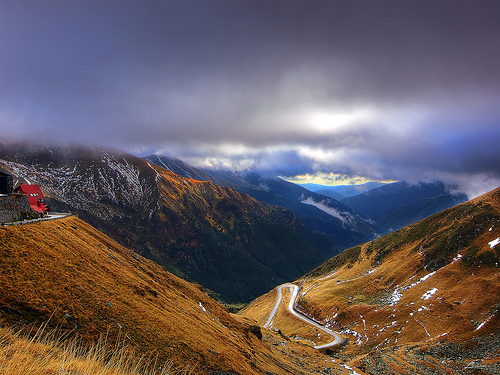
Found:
<box><xmin>0</xmin><ymin>142</ymin><xmax>330</xmax><ymax>303</ymax></box>
<box><xmin>341</xmin><ymin>181</ymin><xmax>468</xmax><ymax>233</ymax></box>
<box><xmin>146</xmin><ymin>155</ymin><xmax>378</xmax><ymax>251</ymax></box>
<box><xmin>0</xmin><ymin>215</ymin><xmax>349</xmax><ymax>374</ymax></box>
<box><xmin>241</xmin><ymin>187</ymin><xmax>500</xmax><ymax>374</ymax></box>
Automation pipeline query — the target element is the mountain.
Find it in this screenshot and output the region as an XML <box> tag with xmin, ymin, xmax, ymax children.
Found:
<box><xmin>146</xmin><ymin>155</ymin><xmax>378</xmax><ymax>251</ymax></box>
<box><xmin>0</xmin><ymin>142</ymin><xmax>331</xmax><ymax>303</ymax></box>
<box><xmin>237</xmin><ymin>172</ymin><xmax>379</xmax><ymax>250</ymax></box>
<box><xmin>241</xmin><ymin>187</ymin><xmax>500</xmax><ymax>374</ymax></box>
<box><xmin>299</xmin><ymin>181</ymin><xmax>387</xmax><ymax>200</ymax></box>
<box><xmin>340</xmin><ymin>181</ymin><xmax>468</xmax><ymax>233</ymax></box>
<box><xmin>0</xmin><ymin>215</ymin><xmax>351</xmax><ymax>374</ymax></box>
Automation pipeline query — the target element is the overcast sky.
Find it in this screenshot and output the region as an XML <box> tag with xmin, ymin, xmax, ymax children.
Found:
<box><xmin>1</xmin><ymin>1</ymin><xmax>499</xmax><ymax>197</ymax></box>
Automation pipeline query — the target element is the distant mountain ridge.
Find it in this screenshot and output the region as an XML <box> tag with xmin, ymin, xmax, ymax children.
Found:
<box><xmin>340</xmin><ymin>181</ymin><xmax>468</xmax><ymax>233</ymax></box>
<box><xmin>146</xmin><ymin>155</ymin><xmax>470</xmax><ymax>251</ymax></box>
<box><xmin>298</xmin><ymin>181</ymin><xmax>388</xmax><ymax>200</ymax></box>
<box><xmin>146</xmin><ymin>155</ymin><xmax>379</xmax><ymax>251</ymax></box>
<box><xmin>145</xmin><ymin>154</ymin><xmax>250</xmax><ymax>189</ymax></box>
<box><xmin>0</xmin><ymin>142</ymin><xmax>331</xmax><ymax>303</ymax></box>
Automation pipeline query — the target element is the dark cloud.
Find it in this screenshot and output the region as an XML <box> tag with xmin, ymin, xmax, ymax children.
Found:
<box><xmin>1</xmin><ymin>1</ymin><xmax>498</xmax><ymax>196</ymax></box>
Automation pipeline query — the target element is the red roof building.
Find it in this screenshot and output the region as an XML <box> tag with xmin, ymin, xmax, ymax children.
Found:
<box><xmin>14</xmin><ymin>184</ymin><xmax>50</xmax><ymax>214</ymax></box>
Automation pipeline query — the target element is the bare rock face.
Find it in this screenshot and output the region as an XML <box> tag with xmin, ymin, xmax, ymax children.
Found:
<box><xmin>0</xmin><ymin>194</ymin><xmax>38</xmax><ymax>223</ymax></box>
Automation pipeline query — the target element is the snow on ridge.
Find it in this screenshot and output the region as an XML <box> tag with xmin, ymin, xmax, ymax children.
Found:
<box><xmin>408</xmin><ymin>271</ymin><xmax>437</xmax><ymax>289</ymax></box>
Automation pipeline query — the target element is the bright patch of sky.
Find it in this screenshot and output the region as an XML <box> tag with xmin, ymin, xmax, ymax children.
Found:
<box><xmin>285</xmin><ymin>172</ymin><xmax>395</xmax><ymax>186</ymax></box>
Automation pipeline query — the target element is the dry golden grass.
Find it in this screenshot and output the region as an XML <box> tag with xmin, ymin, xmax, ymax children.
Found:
<box><xmin>0</xmin><ymin>216</ymin><xmax>250</xmax><ymax>373</ymax></box>
<box><xmin>0</xmin><ymin>320</ymin><xmax>186</xmax><ymax>375</ymax></box>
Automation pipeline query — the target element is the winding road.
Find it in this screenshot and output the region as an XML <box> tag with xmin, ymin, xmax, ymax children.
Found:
<box><xmin>263</xmin><ymin>283</ymin><xmax>343</xmax><ymax>349</ymax></box>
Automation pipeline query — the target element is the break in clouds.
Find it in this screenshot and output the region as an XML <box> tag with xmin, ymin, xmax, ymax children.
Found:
<box><xmin>1</xmin><ymin>1</ymin><xmax>499</xmax><ymax>197</ymax></box>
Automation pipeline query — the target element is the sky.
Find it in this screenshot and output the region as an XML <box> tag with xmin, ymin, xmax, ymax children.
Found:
<box><xmin>1</xmin><ymin>1</ymin><xmax>499</xmax><ymax>197</ymax></box>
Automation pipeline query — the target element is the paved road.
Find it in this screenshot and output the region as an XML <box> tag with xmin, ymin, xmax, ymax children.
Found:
<box><xmin>1</xmin><ymin>212</ymin><xmax>71</xmax><ymax>226</ymax></box>
<box><xmin>263</xmin><ymin>283</ymin><xmax>343</xmax><ymax>349</ymax></box>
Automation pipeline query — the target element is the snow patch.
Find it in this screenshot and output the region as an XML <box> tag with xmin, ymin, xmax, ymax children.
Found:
<box><xmin>390</xmin><ymin>286</ymin><xmax>402</xmax><ymax>305</ymax></box>
<box><xmin>417</xmin><ymin>306</ymin><xmax>429</xmax><ymax>313</ymax></box>
<box><xmin>488</xmin><ymin>237</ymin><xmax>500</xmax><ymax>248</ymax></box>
<box><xmin>422</xmin><ymin>288</ymin><xmax>438</xmax><ymax>300</ymax></box>
<box><xmin>199</xmin><ymin>302</ymin><xmax>207</xmax><ymax>313</ymax></box>
<box><xmin>476</xmin><ymin>315</ymin><xmax>493</xmax><ymax>331</ymax></box>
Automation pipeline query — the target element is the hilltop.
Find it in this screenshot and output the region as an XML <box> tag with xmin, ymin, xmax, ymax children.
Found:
<box><xmin>0</xmin><ymin>215</ymin><xmax>357</xmax><ymax>374</ymax></box>
<box><xmin>241</xmin><ymin>187</ymin><xmax>500</xmax><ymax>374</ymax></box>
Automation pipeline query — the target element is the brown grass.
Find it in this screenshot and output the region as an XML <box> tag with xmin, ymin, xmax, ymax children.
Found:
<box><xmin>0</xmin><ymin>320</ymin><xmax>187</xmax><ymax>375</ymax></box>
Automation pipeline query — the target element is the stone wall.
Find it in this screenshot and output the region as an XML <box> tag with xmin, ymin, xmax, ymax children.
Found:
<box><xmin>0</xmin><ymin>194</ymin><xmax>40</xmax><ymax>223</ymax></box>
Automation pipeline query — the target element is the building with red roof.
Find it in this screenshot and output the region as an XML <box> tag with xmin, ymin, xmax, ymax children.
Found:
<box><xmin>14</xmin><ymin>184</ymin><xmax>50</xmax><ymax>214</ymax></box>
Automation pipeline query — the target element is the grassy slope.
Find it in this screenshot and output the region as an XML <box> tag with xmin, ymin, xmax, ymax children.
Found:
<box><xmin>0</xmin><ymin>216</ymin><xmax>353</xmax><ymax>374</ymax></box>
<box><xmin>0</xmin><ymin>322</ymin><xmax>180</xmax><ymax>375</ymax></box>
<box><xmin>242</xmin><ymin>187</ymin><xmax>500</xmax><ymax>374</ymax></box>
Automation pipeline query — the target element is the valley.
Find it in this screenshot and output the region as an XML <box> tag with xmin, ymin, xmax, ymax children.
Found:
<box><xmin>146</xmin><ymin>156</ymin><xmax>379</xmax><ymax>252</ymax></box>
<box><xmin>1</xmin><ymin>1</ymin><xmax>497</xmax><ymax>374</ymax></box>
<box><xmin>0</xmin><ymin>142</ymin><xmax>498</xmax><ymax>374</ymax></box>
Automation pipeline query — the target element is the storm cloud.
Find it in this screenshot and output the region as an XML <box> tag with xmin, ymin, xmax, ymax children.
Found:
<box><xmin>1</xmin><ymin>1</ymin><xmax>498</xmax><ymax>197</ymax></box>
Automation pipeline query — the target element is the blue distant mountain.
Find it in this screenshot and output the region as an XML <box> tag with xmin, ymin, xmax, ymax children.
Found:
<box><xmin>340</xmin><ymin>181</ymin><xmax>468</xmax><ymax>233</ymax></box>
<box><xmin>298</xmin><ymin>181</ymin><xmax>388</xmax><ymax>200</ymax></box>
